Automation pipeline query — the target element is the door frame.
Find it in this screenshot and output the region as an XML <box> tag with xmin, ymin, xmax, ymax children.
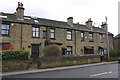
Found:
<box><xmin>31</xmin><ymin>44</ymin><xmax>41</xmax><ymax>57</ymax></box>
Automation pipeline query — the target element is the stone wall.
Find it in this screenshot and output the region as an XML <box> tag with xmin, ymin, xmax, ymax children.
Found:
<box><xmin>37</xmin><ymin>55</ymin><xmax>100</xmax><ymax>68</ymax></box>
<box><xmin>2</xmin><ymin>60</ymin><xmax>28</xmax><ymax>72</ymax></box>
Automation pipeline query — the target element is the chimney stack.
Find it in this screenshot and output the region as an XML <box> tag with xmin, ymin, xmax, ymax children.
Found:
<box><xmin>67</xmin><ymin>17</ymin><xmax>73</xmax><ymax>27</ymax></box>
<box><xmin>85</xmin><ymin>18</ymin><xmax>93</xmax><ymax>29</ymax></box>
<box><xmin>16</xmin><ymin>2</ymin><xmax>25</xmax><ymax>19</ymax></box>
<box><xmin>101</xmin><ymin>22</ymin><xmax>107</xmax><ymax>31</ymax></box>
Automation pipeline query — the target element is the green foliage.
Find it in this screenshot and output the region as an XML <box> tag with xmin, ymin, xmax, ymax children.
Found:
<box><xmin>110</xmin><ymin>50</ymin><xmax>120</xmax><ymax>57</ymax></box>
<box><xmin>22</xmin><ymin>46</ymin><xmax>26</xmax><ymax>50</ymax></box>
<box><xmin>2</xmin><ymin>50</ymin><xmax>29</xmax><ymax>60</ymax></box>
<box><xmin>42</xmin><ymin>44</ymin><xmax>62</xmax><ymax>57</ymax></box>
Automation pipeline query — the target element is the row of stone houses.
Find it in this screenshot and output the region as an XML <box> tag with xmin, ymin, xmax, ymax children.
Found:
<box><xmin>0</xmin><ymin>2</ymin><xmax>114</xmax><ymax>57</ymax></box>
<box><xmin>114</xmin><ymin>34</ymin><xmax>120</xmax><ymax>51</ymax></box>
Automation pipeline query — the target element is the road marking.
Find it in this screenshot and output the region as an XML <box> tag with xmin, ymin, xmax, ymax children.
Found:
<box><xmin>90</xmin><ymin>71</ymin><xmax>112</xmax><ymax>77</ymax></box>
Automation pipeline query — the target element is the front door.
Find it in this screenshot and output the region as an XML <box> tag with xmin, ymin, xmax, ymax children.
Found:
<box><xmin>31</xmin><ymin>44</ymin><xmax>39</xmax><ymax>57</ymax></box>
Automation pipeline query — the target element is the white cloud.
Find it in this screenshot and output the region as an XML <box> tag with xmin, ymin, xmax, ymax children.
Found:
<box><xmin>0</xmin><ymin>0</ymin><xmax>119</xmax><ymax>35</ymax></box>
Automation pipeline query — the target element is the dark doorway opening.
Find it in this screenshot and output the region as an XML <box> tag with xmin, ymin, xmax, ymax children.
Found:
<box><xmin>84</xmin><ymin>46</ymin><xmax>94</xmax><ymax>54</ymax></box>
<box><xmin>62</xmin><ymin>48</ymin><xmax>67</xmax><ymax>55</ymax></box>
<box><xmin>31</xmin><ymin>44</ymin><xmax>40</xmax><ymax>58</ymax></box>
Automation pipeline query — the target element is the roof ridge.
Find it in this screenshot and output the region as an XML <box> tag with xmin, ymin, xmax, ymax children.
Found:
<box><xmin>24</xmin><ymin>15</ymin><xmax>86</xmax><ymax>26</ymax></box>
<box><xmin>2</xmin><ymin>12</ymin><xmax>14</xmax><ymax>15</ymax></box>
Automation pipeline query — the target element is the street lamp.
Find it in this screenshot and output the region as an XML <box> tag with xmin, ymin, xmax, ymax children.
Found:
<box><xmin>105</xmin><ymin>16</ymin><xmax>110</xmax><ymax>61</ymax></box>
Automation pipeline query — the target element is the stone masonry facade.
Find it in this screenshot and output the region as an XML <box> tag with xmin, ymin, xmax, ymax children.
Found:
<box><xmin>0</xmin><ymin>2</ymin><xmax>114</xmax><ymax>57</ymax></box>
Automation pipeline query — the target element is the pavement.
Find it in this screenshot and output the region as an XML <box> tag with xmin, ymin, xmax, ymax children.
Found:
<box><xmin>2</xmin><ymin>61</ymin><xmax>118</xmax><ymax>77</ymax></box>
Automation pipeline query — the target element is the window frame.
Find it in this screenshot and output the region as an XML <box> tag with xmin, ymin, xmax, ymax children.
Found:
<box><xmin>81</xmin><ymin>32</ymin><xmax>84</xmax><ymax>41</ymax></box>
<box><xmin>66</xmin><ymin>46</ymin><xmax>72</xmax><ymax>55</ymax></box>
<box><xmin>50</xmin><ymin>28</ymin><xmax>55</xmax><ymax>39</ymax></box>
<box><xmin>43</xmin><ymin>30</ymin><xmax>46</xmax><ymax>39</ymax></box>
<box><xmin>32</xmin><ymin>27</ymin><xmax>40</xmax><ymax>38</ymax></box>
<box><xmin>66</xmin><ymin>30</ymin><xmax>72</xmax><ymax>40</ymax></box>
<box><xmin>1</xmin><ymin>24</ymin><xmax>10</xmax><ymax>36</ymax></box>
<box><xmin>89</xmin><ymin>32</ymin><xmax>94</xmax><ymax>42</ymax></box>
<box><xmin>80</xmin><ymin>49</ymin><xmax>84</xmax><ymax>55</ymax></box>
<box><xmin>0</xmin><ymin>43</ymin><xmax>12</xmax><ymax>50</ymax></box>
<box><xmin>100</xmin><ymin>33</ymin><xmax>103</xmax><ymax>43</ymax></box>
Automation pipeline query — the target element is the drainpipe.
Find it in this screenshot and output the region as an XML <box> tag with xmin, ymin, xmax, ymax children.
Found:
<box><xmin>74</xmin><ymin>30</ymin><xmax>77</xmax><ymax>55</ymax></box>
<box><xmin>45</xmin><ymin>27</ymin><xmax>50</xmax><ymax>46</ymax></box>
<box><xmin>20</xmin><ymin>23</ymin><xmax>23</xmax><ymax>49</ymax></box>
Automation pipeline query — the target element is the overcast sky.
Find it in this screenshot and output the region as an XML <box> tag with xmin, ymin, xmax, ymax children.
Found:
<box><xmin>0</xmin><ymin>0</ymin><xmax>119</xmax><ymax>36</ymax></box>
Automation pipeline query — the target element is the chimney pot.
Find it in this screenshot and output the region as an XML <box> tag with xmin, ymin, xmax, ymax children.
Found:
<box><xmin>67</xmin><ymin>17</ymin><xmax>73</xmax><ymax>26</ymax></box>
<box><xmin>85</xmin><ymin>18</ymin><xmax>93</xmax><ymax>29</ymax></box>
<box><xmin>88</xmin><ymin>18</ymin><xmax>91</xmax><ymax>21</ymax></box>
<box><xmin>16</xmin><ymin>2</ymin><xmax>25</xmax><ymax>19</ymax></box>
<box><xmin>101</xmin><ymin>22</ymin><xmax>107</xmax><ymax>31</ymax></box>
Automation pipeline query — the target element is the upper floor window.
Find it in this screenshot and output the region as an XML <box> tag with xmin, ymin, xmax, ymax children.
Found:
<box><xmin>50</xmin><ymin>29</ymin><xmax>55</xmax><ymax>39</ymax></box>
<box><xmin>43</xmin><ymin>30</ymin><xmax>46</xmax><ymax>39</ymax></box>
<box><xmin>89</xmin><ymin>32</ymin><xmax>94</xmax><ymax>41</ymax></box>
<box><xmin>32</xmin><ymin>27</ymin><xmax>39</xmax><ymax>38</ymax></box>
<box><xmin>81</xmin><ymin>32</ymin><xmax>84</xmax><ymax>41</ymax></box>
<box><xmin>100</xmin><ymin>34</ymin><xmax>103</xmax><ymax>43</ymax></box>
<box><xmin>66</xmin><ymin>30</ymin><xmax>72</xmax><ymax>40</ymax></box>
<box><xmin>66</xmin><ymin>46</ymin><xmax>72</xmax><ymax>55</ymax></box>
<box><xmin>1</xmin><ymin>24</ymin><xmax>10</xmax><ymax>36</ymax></box>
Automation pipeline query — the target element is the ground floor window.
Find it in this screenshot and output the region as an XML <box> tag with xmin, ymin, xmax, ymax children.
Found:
<box><xmin>99</xmin><ymin>49</ymin><xmax>104</xmax><ymax>55</ymax></box>
<box><xmin>84</xmin><ymin>46</ymin><xmax>94</xmax><ymax>54</ymax></box>
<box><xmin>0</xmin><ymin>43</ymin><xmax>12</xmax><ymax>50</ymax></box>
<box><xmin>104</xmin><ymin>50</ymin><xmax>107</xmax><ymax>54</ymax></box>
<box><xmin>80</xmin><ymin>49</ymin><xmax>84</xmax><ymax>55</ymax></box>
<box><xmin>99</xmin><ymin>46</ymin><xmax>107</xmax><ymax>55</ymax></box>
<box><xmin>66</xmin><ymin>46</ymin><xmax>72</xmax><ymax>55</ymax></box>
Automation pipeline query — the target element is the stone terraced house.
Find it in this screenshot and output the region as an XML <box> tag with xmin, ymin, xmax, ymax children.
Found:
<box><xmin>0</xmin><ymin>2</ymin><xmax>114</xmax><ymax>57</ymax></box>
<box><xmin>114</xmin><ymin>34</ymin><xmax>120</xmax><ymax>51</ymax></box>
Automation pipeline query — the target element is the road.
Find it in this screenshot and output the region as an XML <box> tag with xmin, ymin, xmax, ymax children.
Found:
<box><xmin>2</xmin><ymin>63</ymin><xmax>119</xmax><ymax>78</ymax></box>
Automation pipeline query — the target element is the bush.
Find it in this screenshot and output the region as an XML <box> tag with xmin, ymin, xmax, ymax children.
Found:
<box><xmin>110</xmin><ymin>50</ymin><xmax>120</xmax><ymax>57</ymax></box>
<box><xmin>42</xmin><ymin>44</ymin><xmax>62</xmax><ymax>57</ymax></box>
<box><xmin>2</xmin><ymin>50</ymin><xmax>29</xmax><ymax>60</ymax></box>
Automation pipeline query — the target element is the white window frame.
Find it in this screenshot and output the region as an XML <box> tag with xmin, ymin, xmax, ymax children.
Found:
<box><xmin>50</xmin><ymin>29</ymin><xmax>55</xmax><ymax>39</ymax></box>
<box><xmin>1</xmin><ymin>24</ymin><xmax>10</xmax><ymax>36</ymax></box>
<box><xmin>66</xmin><ymin>30</ymin><xmax>72</xmax><ymax>40</ymax></box>
<box><xmin>32</xmin><ymin>27</ymin><xmax>39</xmax><ymax>38</ymax></box>
<box><xmin>66</xmin><ymin>46</ymin><xmax>72</xmax><ymax>55</ymax></box>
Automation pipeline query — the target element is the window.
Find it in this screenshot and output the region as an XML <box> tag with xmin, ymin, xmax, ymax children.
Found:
<box><xmin>0</xmin><ymin>43</ymin><xmax>12</xmax><ymax>50</ymax></box>
<box><xmin>80</xmin><ymin>49</ymin><xmax>83</xmax><ymax>55</ymax></box>
<box><xmin>84</xmin><ymin>46</ymin><xmax>94</xmax><ymax>54</ymax></box>
<box><xmin>1</xmin><ymin>24</ymin><xmax>10</xmax><ymax>36</ymax></box>
<box><xmin>34</xmin><ymin>20</ymin><xmax>39</xmax><ymax>23</ymax></box>
<box><xmin>32</xmin><ymin>27</ymin><xmax>39</xmax><ymax>38</ymax></box>
<box><xmin>89</xmin><ymin>32</ymin><xmax>94</xmax><ymax>41</ymax></box>
<box><xmin>99</xmin><ymin>49</ymin><xmax>104</xmax><ymax>55</ymax></box>
<box><xmin>43</xmin><ymin>30</ymin><xmax>46</xmax><ymax>39</ymax></box>
<box><xmin>66</xmin><ymin>30</ymin><xmax>72</xmax><ymax>40</ymax></box>
<box><xmin>66</xmin><ymin>46</ymin><xmax>72</xmax><ymax>55</ymax></box>
<box><xmin>50</xmin><ymin>29</ymin><xmax>55</xmax><ymax>39</ymax></box>
<box><xmin>100</xmin><ymin>34</ymin><xmax>103</xmax><ymax>43</ymax></box>
<box><xmin>81</xmin><ymin>32</ymin><xmax>84</xmax><ymax>41</ymax></box>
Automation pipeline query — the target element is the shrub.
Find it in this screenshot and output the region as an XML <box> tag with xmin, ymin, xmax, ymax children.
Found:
<box><xmin>42</xmin><ymin>44</ymin><xmax>62</xmax><ymax>57</ymax></box>
<box><xmin>2</xmin><ymin>50</ymin><xmax>29</xmax><ymax>60</ymax></box>
<box><xmin>110</xmin><ymin>50</ymin><xmax>120</xmax><ymax>57</ymax></box>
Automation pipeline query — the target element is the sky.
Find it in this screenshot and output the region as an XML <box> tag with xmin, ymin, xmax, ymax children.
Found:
<box><xmin>0</xmin><ymin>0</ymin><xmax>119</xmax><ymax>36</ymax></box>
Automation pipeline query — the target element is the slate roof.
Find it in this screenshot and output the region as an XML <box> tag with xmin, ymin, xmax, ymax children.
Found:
<box><xmin>114</xmin><ymin>34</ymin><xmax>120</xmax><ymax>38</ymax></box>
<box><xmin>1</xmin><ymin>12</ymin><xmax>110</xmax><ymax>34</ymax></box>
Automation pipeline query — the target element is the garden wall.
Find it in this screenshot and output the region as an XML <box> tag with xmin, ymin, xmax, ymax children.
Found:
<box><xmin>2</xmin><ymin>60</ymin><xmax>28</xmax><ymax>72</ymax></box>
<box><xmin>38</xmin><ymin>55</ymin><xmax>100</xmax><ymax>68</ymax></box>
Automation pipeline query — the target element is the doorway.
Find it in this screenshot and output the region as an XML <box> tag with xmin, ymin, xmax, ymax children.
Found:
<box><xmin>31</xmin><ymin>44</ymin><xmax>40</xmax><ymax>57</ymax></box>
